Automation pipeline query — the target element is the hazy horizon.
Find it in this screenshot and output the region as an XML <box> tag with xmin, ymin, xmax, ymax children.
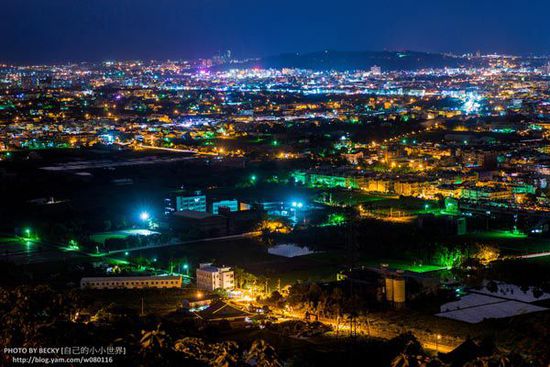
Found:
<box><xmin>1</xmin><ymin>0</ymin><xmax>549</xmax><ymax>64</ymax></box>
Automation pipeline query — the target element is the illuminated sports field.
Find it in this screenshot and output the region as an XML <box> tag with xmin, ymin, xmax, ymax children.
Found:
<box><xmin>363</xmin><ymin>259</ymin><xmax>445</xmax><ymax>273</ymax></box>
<box><xmin>472</xmin><ymin>230</ymin><xmax>528</xmax><ymax>240</ymax></box>
<box><xmin>90</xmin><ymin>229</ymin><xmax>160</xmax><ymax>245</ymax></box>
<box><xmin>464</xmin><ymin>230</ymin><xmax>550</xmax><ymax>255</ymax></box>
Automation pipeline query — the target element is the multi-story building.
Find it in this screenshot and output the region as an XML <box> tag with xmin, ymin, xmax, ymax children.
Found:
<box><xmin>461</xmin><ymin>186</ymin><xmax>511</xmax><ymax>201</ymax></box>
<box><xmin>80</xmin><ymin>275</ymin><xmax>182</xmax><ymax>289</ymax></box>
<box><xmin>177</xmin><ymin>191</ymin><xmax>207</xmax><ymax>212</ymax></box>
<box><xmin>361</xmin><ymin>179</ymin><xmax>391</xmax><ymax>193</ymax></box>
<box><xmin>212</xmin><ymin>199</ymin><xmax>239</xmax><ymax>214</ymax></box>
<box><xmin>196</xmin><ymin>263</ymin><xmax>235</xmax><ymax>291</ymax></box>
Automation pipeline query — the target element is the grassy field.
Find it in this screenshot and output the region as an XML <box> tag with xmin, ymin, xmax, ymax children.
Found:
<box><xmin>464</xmin><ymin>230</ymin><xmax>550</xmax><ymax>255</ymax></box>
<box><xmin>90</xmin><ymin>229</ymin><xmax>160</xmax><ymax>244</ymax></box>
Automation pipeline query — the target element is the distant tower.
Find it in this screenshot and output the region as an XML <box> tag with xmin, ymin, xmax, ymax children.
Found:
<box><xmin>370</xmin><ymin>65</ymin><xmax>382</xmax><ymax>75</ymax></box>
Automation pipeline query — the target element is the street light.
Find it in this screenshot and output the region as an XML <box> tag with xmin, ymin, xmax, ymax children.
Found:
<box><xmin>183</xmin><ymin>263</ymin><xmax>189</xmax><ymax>276</ymax></box>
<box><xmin>140</xmin><ymin>211</ymin><xmax>150</xmax><ymax>221</ymax></box>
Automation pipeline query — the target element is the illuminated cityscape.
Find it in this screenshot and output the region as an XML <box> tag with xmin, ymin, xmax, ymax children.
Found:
<box><xmin>1</xmin><ymin>1</ymin><xmax>549</xmax><ymax>366</ymax></box>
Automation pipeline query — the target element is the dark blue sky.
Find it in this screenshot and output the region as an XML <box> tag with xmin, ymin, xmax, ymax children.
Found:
<box><xmin>1</xmin><ymin>0</ymin><xmax>549</xmax><ymax>64</ymax></box>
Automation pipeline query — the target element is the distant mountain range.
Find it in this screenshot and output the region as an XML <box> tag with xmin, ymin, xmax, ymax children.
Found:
<box><xmin>229</xmin><ymin>50</ymin><xmax>483</xmax><ymax>71</ymax></box>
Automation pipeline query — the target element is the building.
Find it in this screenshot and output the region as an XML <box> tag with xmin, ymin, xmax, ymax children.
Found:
<box><xmin>80</xmin><ymin>275</ymin><xmax>182</xmax><ymax>289</ymax></box>
<box><xmin>461</xmin><ymin>186</ymin><xmax>511</xmax><ymax>201</ymax></box>
<box><xmin>417</xmin><ymin>214</ymin><xmax>467</xmax><ymax>235</ymax></box>
<box><xmin>196</xmin><ymin>263</ymin><xmax>235</xmax><ymax>291</ymax></box>
<box><xmin>293</xmin><ymin>170</ymin><xmax>361</xmax><ymax>189</ymax></box>
<box><xmin>176</xmin><ymin>191</ymin><xmax>207</xmax><ymax>212</ymax></box>
<box><xmin>394</xmin><ymin>180</ymin><xmax>427</xmax><ymax>197</ymax></box>
<box><xmin>193</xmin><ymin>300</ymin><xmax>251</xmax><ymax>322</ymax></box>
<box><xmin>212</xmin><ymin>199</ymin><xmax>239</xmax><ymax>214</ymax></box>
<box><xmin>170</xmin><ymin>210</ymin><xmax>228</xmax><ymax>237</ymax></box>
<box><xmin>165</xmin><ymin>190</ymin><xmax>207</xmax><ymax>215</ymax></box>
<box><xmin>182</xmin><ymin>294</ymin><xmax>218</xmax><ymax>311</ymax></box>
<box><xmin>370</xmin><ymin>65</ymin><xmax>382</xmax><ymax>75</ymax></box>
<box><xmin>361</xmin><ymin>178</ymin><xmax>391</xmax><ymax>193</ymax></box>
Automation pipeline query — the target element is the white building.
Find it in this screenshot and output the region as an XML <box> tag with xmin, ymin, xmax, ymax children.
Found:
<box><xmin>196</xmin><ymin>263</ymin><xmax>234</xmax><ymax>291</ymax></box>
<box><xmin>80</xmin><ymin>275</ymin><xmax>182</xmax><ymax>289</ymax></box>
<box><xmin>176</xmin><ymin>192</ymin><xmax>207</xmax><ymax>212</ymax></box>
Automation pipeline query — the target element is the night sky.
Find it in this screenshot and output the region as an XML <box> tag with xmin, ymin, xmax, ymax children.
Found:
<box><xmin>1</xmin><ymin>0</ymin><xmax>549</xmax><ymax>64</ymax></box>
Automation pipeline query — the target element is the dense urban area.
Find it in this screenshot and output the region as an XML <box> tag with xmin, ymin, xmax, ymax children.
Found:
<box><xmin>1</xmin><ymin>51</ymin><xmax>550</xmax><ymax>366</ymax></box>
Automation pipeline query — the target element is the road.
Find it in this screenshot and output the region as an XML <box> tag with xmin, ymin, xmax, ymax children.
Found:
<box><xmin>229</xmin><ymin>299</ymin><xmax>461</xmax><ymax>353</ymax></box>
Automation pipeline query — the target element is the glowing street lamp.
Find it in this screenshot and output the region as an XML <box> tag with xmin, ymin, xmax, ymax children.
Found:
<box><xmin>140</xmin><ymin>211</ymin><xmax>150</xmax><ymax>221</ymax></box>
<box><xmin>435</xmin><ymin>334</ymin><xmax>442</xmax><ymax>352</ymax></box>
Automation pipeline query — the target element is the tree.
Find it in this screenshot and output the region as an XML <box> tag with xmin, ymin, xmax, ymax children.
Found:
<box><xmin>0</xmin><ymin>285</ymin><xmax>82</xmax><ymax>346</ymax></box>
<box><xmin>244</xmin><ymin>340</ymin><xmax>282</xmax><ymax>367</ymax></box>
<box><xmin>391</xmin><ymin>353</ymin><xmax>410</xmax><ymax>367</ymax></box>
<box><xmin>233</xmin><ymin>267</ymin><xmax>258</xmax><ymax>290</ymax></box>
<box><xmin>473</xmin><ymin>244</ymin><xmax>499</xmax><ymax>265</ymax></box>
<box><xmin>140</xmin><ymin>324</ymin><xmax>168</xmax><ymax>352</ymax></box>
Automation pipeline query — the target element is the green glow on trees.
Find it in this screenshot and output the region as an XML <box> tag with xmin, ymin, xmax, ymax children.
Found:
<box><xmin>68</xmin><ymin>239</ymin><xmax>80</xmax><ymax>251</ymax></box>
<box><xmin>326</xmin><ymin>213</ymin><xmax>346</xmax><ymax>226</ymax></box>
<box><xmin>434</xmin><ymin>247</ymin><xmax>464</xmax><ymax>269</ymax></box>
